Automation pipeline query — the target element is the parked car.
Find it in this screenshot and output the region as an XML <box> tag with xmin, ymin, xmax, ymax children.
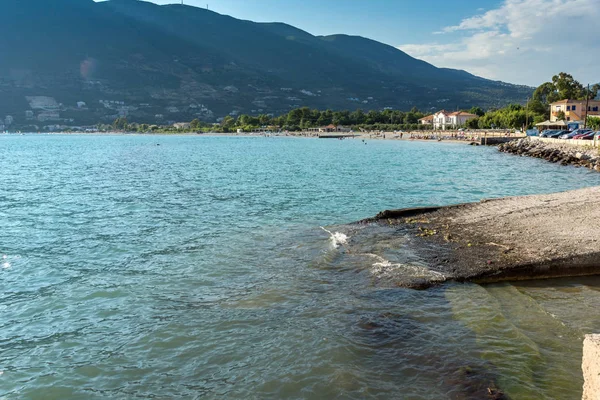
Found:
<box><xmin>572</xmin><ymin>129</ymin><xmax>595</xmax><ymax>139</ymax></box>
<box><xmin>561</xmin><ymin>129</ymin><xmax>592</xmax><ymax>139</ymax></box>
<box><xmin>540</xmin><ymin>130</ymin><xmax>559</xmax><ymax>137</ymax></box>
<box><xmin>548</xmin><ymin>130</ymin><xmax>569</xmax><ymax>138</ymax></box>
<box><xmin>580</xmin><ymin>131</ymin><xmax>600</xmax><ymax>140</ymax></box>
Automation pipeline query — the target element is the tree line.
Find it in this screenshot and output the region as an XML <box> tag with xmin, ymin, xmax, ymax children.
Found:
<box><xmin>107</xmin><ymin>72</ymin><xmax>598</xmax><ymax>133</ymax></box>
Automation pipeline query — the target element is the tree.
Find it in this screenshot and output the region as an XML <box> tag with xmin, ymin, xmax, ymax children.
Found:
<box><xmin>469</xmin><ymin>106</ymin><xmax>485</xmax><ymax>117</ymax></box>
<box><xmin>552</xmin><ymin>72</ymin><xmax>586</xmax><ymax>100</ymax></box>
<box><xmin>587</xmin><ymin>116</ymin><xmax>600</xmax><ymax>130</ymax></box>
<box><xmin>258</xmin><ymin>114</ymin><xmax>271</xmax><ymax>126</ymax></box>
<box><xmin>533</xmin><ymin>81</ymin><xmax>558</xmax><ymax>104</ymax></box>
<box><xmin>365</xmin><ymin>110</ymin><xmax>380</xmax><ymax>124</ymax></box>
<box><xmin>286</xmin><ymin>109</ymin><xmax>302</xmax><ymax>127</ymax></box>
<box><xmin>555</xmin><ymin>110</ymin><xmax>566</xmax><ymax>121</ymax></box>
<box><xmin>404</xmin><ymin>111</ymin><xmax>419</xmax><ymax>124</ymax></box>
<box><xmin>316</xmin><ymin>110</ymin><xmax>333</xmax><ymax>126</ymax></box>
<box><xmin>113</xmin><ymin>117</ymin><xmax>128</xmax><ymax>130</ymax></box>
<box><xmin>350</xmin><ymin>109</ymin><xmax>366</xmax><ymax>125</ymax></box>
<box><xmin>534</xmin><ymin>72</ymin><xmax>591</xmax><ymax>105</ymax></box>
<box><xmin>190</xmin><ymin>118</ymin><xmax>201</xmax><ymax>130</ymax></box>
<box><xmin>221</xmin><ymin>116</ymin><xmax>235</xmax><ymax>132</ymax></box>
<box><xmin>332</xmin><ymin>110</ymin><xmax>350</xmax><ymax>126</ymax></box>
<box><xmin>528</xmin><ymin>98</ymin><xmax>548</xmax><ymax>118</ymax></box>
<box><xmin>503</xmin><ymin>109</ymin><xmax>526</xmax><ymax>128</ymax></box>
<box><xmin>465</xmin><ymin>117</ymin><xmax>479</xmax><ymax>129</ymax></box>
<box><xmin>591</xmin><ymin>84</ymin><xmax>600</xmax><ymax>99</ymax></box>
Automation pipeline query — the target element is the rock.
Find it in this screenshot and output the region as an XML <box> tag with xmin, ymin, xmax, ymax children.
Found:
<box><xmin>583</xmin><ymin>334</ymin><xmax>600</xmax><ymax>400</ymax></box>
<box><xmin>498</xmin><ymin>138</ymin><xmax>599</xmax><ymax>172</ymax></box>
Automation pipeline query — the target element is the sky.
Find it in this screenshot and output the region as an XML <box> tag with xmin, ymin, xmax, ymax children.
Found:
<box><xmin>101</xmin><ymin>0</ymin><xmax>599</xmax><ymax>87</ymax></box>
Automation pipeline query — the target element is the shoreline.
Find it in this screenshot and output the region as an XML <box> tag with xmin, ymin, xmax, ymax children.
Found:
<box><xmin>357</xmin><ymin>186</ymin><xmax>600</xmax><ymax>289</ymax></box>
<box><xmin>5</xmin><ymin>130</ymin><xmax>525</xmax><ymax>145</ymax></box>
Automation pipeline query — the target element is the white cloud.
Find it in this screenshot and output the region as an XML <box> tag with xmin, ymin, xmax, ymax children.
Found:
<box><xmin>398</xmin><ymin>0</ymin><xmax>600</xmax><ymax>86</ymax></box>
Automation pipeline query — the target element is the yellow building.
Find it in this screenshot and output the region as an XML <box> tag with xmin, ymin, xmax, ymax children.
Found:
<box><xmin>550</xmin><ymin>99</ymin><xmax>600</xmax><ymax>122</ymax></box>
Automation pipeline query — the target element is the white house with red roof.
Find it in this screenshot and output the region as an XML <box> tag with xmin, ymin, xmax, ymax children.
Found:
<box><xmin>418</xmin><ymin>114</ymin><xmax>434</xmax><ymax>125</ymax></box>
<box><xmin>432</xmin><ymin>110</ymin><xmax>478</xmax><ymax>130</ymax></box>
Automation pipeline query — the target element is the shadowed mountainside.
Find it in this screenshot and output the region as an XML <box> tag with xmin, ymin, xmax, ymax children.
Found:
<box><xmin>0</xmin><ymin>0</ymin><xmax>531</xmax><ymax>126</ymax></box>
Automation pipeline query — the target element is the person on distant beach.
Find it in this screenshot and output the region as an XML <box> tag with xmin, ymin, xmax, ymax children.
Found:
<box><xmin>400</xmin><ymin>132</ymin><xmax>403</xmax><ymax>139</ymax></box>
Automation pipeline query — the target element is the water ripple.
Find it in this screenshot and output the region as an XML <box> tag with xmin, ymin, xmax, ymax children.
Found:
<box><xmin>1</xmin><ymin>135</ymin><xmax>600</xmax><ymax>399</ymax></box>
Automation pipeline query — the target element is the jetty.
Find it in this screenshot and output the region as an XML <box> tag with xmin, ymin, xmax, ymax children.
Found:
<box><xmin>359</xmin><ymin>186</ymin><xmax>600</xmax><ymax>289</ymax></box>
<box><xmin>318</xmin><ymin>133</ymin><xmax>360</xmax><ymax>139</ymax></box>
<box><xmin>480</xmin><ymin>136</ymin><xmax>519</xmax><ymax>145</ymax></box>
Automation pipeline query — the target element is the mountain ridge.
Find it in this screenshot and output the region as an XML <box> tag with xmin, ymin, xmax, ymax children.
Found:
<box><xmin>0</xmin><ymin>0</ymin><xmax>532</xmax><ymax>127</ymax></box>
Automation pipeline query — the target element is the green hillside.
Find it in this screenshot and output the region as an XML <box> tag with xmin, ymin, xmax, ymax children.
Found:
<box><xmin>0</xmin><ymin>0</ymin><xmax>532</xmax><ymax>127</ymax></box>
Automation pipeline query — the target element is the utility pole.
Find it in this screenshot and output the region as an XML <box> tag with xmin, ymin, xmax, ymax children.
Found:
<box><xmin>584</xmin><ymin>84</ymin><xmax>590</xmax><ymax>129</ymax></box>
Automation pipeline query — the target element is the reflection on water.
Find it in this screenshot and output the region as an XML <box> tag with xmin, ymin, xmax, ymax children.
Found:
<box><xmin>1</xmin><ymin>135</ymin><xmax>600</xmax><ymax>399</ymax></box>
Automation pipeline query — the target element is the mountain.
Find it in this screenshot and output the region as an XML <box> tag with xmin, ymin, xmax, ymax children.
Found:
<box><xmin>0</xmin><ymin>0</ymin><xmax>532</xmax><ymax>127</ymax></box>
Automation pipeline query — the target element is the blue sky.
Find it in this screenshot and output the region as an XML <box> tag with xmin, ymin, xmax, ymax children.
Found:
<box><xmin>98</xmin><ymin>0</ymin><xmax>600</xmax><ymax>86</ymax></box>
<box><xmin>131</xmin><ymin>0</ymin><xmax>492</xmax><ymax>46</ymax></box>
<box><xmin>142</xmin><ymin>0</ymin><xmax>495</xmax><ymax>47</ymax></box>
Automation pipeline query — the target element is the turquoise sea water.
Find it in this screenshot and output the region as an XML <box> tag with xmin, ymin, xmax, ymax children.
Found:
<box><xmin>2</xmin><ymin>134</ymin><xmax>600</xmax><ymax>399</ymax></box>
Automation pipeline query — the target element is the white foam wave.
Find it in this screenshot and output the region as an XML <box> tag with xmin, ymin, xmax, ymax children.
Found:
<box><xmin>320</xmin><ymin>227</ymin><xmax>349</xmax><ymax>248</ymax></box>
<box><xmin>364</xmin><ymin>253</ymin><xmax>446</xmax><ymax>281</ymax></box>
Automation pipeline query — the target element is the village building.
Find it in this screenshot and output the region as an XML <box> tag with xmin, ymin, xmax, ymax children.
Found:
<box><xmin>418</xmin><ymin>115</ymin><xmax>434</xmax><ymax>125</ymax></box>
<box><xmin>37</xmin><ymin>111</ymin><xmax>60</xmax><ymax>122</ymax></box>
<box><xmin>26</xmin><ymin>96</ymin><xmax>59</xmax><ymax>111</ymax></box>
<box><xmin>307</xmin><ymin>124</ymin><xmax>352</xmax><ymax>133</ymax></box>
<box><xmin>432</xmin><ymin>110</ymin><xmax>477</xmax><ymax>130</ymax></box>
<box><xmin>173</xmin><ymin>122</ymin><xmax>191</xmax><ymax>130</ymax></box>
<box><xmin>549</xmin><ymin>99</ymin><xmax>600</xmax><ymax>122</ymax></box>
<box><xmin>251</xmin><ymin>125</ymin><xmax>281</xmax><ymax>133</ymax></box>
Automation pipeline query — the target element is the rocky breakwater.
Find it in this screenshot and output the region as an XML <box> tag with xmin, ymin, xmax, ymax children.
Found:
<box><xmin>498</xmin><ymin>137</ymin><xmax>600</xmax><ymax>171</ymax></box>
<box><xmin>359</xmin><ymin>186</ymin><xmax>600</xmax><ymax>289</ymax></box>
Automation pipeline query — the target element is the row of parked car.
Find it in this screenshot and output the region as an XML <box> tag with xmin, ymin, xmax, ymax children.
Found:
<box><xmin>538</xmin><ymin>129</ymin><xmax>599</xmax><ymax>140</ymax></box>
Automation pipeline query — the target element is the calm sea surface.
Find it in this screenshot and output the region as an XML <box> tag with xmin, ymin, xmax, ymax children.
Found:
<box><xmin>2</xmin><ymin>134</ymin><xmax>600</xmax><ymax>399</ymax></box>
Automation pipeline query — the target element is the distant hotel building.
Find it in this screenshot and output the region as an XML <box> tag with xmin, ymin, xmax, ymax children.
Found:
<box><xmin>549</xmin><ymin>99</ymin><xmax>600</xmax><ymax>122</ymax></box>
<box><xmin>419</xmin><ymin>110</ymin><xmax>477</xmax><ymax>130</ymax></box>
